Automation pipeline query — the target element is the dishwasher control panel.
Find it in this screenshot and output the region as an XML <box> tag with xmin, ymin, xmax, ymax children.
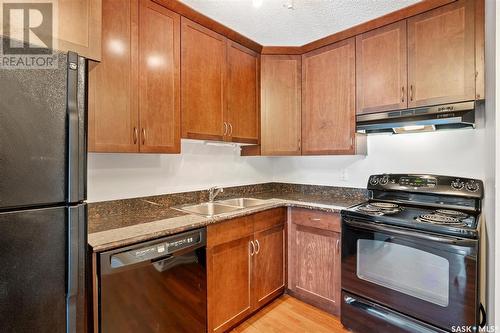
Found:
<box><xmin>100</xmin><ymin>228</ymin><xmax>206</xmax><ymax>273</ymax></box>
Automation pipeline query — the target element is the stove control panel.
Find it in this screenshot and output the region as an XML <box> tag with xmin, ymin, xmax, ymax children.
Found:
<box><xmin>399</xmin><ymin>176</ymin><xmax>437</xmax><ymax>188</ymax></box>
<box><xmin>367</xmin><ymin>174</ymin><xmax>484</xmax><ymax>198</ymax></box>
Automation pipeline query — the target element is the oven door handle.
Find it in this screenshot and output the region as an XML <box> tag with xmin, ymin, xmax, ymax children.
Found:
<box><xmin>343</xmin><ymin>219</ymin><xmax>477</xmax><ymax>246</ymax></box>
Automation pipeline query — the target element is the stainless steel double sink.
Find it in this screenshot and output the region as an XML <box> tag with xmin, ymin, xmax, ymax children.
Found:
<box><xmin>174</xmin><ymin>198</ymin><xmax>270</xmax><ymax>217</ymax></box>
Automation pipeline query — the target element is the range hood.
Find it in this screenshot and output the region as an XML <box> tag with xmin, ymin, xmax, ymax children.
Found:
<box><xmin>356</xmin><ymin>101</ymin><xmax>476</xmax><ymax>134</ymax></box>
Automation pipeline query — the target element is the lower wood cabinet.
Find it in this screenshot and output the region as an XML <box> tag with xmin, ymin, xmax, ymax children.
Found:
<box><xmin>288</xmin><ymin>208</ymin><xmax>342</xmax><ymax>316</ymax></box>
<box><xmin>207</xmin><ymin>208</ymin><xmax>286</xmax><ymax>332</ymax></box>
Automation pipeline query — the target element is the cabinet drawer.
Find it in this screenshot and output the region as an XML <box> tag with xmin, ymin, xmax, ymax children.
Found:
<box><xmin>291</xmin><ymin>208</ymin><xmax>341</xmax><ymax>233</ymax></box>
<box><xmin>207</xmin><ymin>215</ymin><xmax>253</xmax><ymax>248</ymax></box>
<box><xmin>253</xmin><ymin>208</ymin><xmax>286</xmax><ymax>233</ymax></box>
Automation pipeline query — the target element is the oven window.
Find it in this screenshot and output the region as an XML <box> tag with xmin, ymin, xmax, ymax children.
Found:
<box><xmin>357</xmin><ymin>239</ymin><xmax>449</xmax><ymax>307</ymax></box>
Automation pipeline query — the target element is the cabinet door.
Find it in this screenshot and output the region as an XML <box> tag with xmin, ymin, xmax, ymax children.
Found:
<box><xmin>207</xmin><ymin>236</ymin><xmax>253</xmax><ymax>333</ymax></box>
<box><xmin>302</xmin><ymin>38</ymin><xmax>355</xmax><ymax>155</ymax></box>
<box><xmin>253</xmin><ymin>224</ymin><xmax>285</xmax><ymax>308</ymax></box>
<box><xmin>289</xmin><ymin>222</ymin><xmax>341</xmax><ymax>316</ymax></box>
<box><xmin>181</xmin><ymin>18</ymin><xmax>226</xmax><ymax>141</ymax></box>
<box><xmin>226</xmin><ymin>42</ymin><xmax>259</xmax><ymax>144</ymax></box>
<box><xmin>356</xmin><ymin>21</ymin><xmax>407</xmax><ymax>114</ymax></box>
<box><xmin>57</xmin><ymin>0</ymin><xmax>102</xmax><ymax>60</ymax></box>
<box><xmin>88</xmin><ymin>0</ymin><xmax>139</xmax><ymax>152</ymax></box>
<box><xmin>408</xmin><ymin>0</ymin><xmax>475</xmax><ymax>107</ymax></box>
<box><xmin>138</xmin><ymin>0</ymin><xmax>180</xmax><ymax>153</ymax></box>
<box><xmin>261</xmin><ymin>55</ymin><xmax>301</xmax><ymax>156</ymax></box>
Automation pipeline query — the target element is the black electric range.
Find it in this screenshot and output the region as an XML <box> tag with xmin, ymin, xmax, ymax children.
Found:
<box><xmin>340</xmin><ymin>174</ymin><xmax>484</xmax><ymax>333</ymax></box>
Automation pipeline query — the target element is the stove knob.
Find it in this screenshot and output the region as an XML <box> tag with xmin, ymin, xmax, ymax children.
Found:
<box><xmin>380</xmin><ymin>176</ymin><xmax>389</xmax><ymax>185</ymax></box>
<box><xmin>451</xmin><ymin>179</ymin><xmax>464</xmax><ymax>190</ymax></box>
<box><xmin>466</xmin><ymin>181</ymin><xmax>479</xmax><ymax>192</ymax></box>
<box><xmin>369</xmin><ymin>177</ymin><xmax>379</xmax><ymax>186</ymax></box>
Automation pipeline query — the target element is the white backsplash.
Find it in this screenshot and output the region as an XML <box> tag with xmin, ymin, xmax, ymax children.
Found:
<box><xmin>272</xmin><ymin>128</ymin><xmax>487</xmax><ymax>188</ymax></box>
<box><xmin>87</xmin><ymin>140</ymin><xmax>274</xmax><ymax>202</ymax></box>
<box><xmin>88</xmin><ymin>128</ymin><xmax>487</xmax><ymax>202</ymax></box>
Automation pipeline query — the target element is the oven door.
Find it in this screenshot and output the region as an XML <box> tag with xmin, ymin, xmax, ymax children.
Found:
<box><xmin>341</xmin><ymin>218</ymin><xmax>478</xmax><ymax>331</ymax></box>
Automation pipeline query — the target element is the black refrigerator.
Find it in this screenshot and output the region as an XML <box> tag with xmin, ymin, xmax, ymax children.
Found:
<box><xmin>0</xmin><ymin>48</ymin><xmax>87</xmax><ymax>333</ymax></box>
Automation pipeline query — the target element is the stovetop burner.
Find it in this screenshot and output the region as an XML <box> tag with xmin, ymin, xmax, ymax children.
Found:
<box><xmin>370</xmin><ymin>202</ymin><xmax>399</xmax><ymax>209</ymax></box>
<box><xmin>434</xmin><ymin>209</ymin><xmax>469</xmax><ymax>219</ymax></box>
<box><xmin>416</xmin><ymin>213</ymin><xmax>466</xmax><ymax>226</ymax></box>
<box><xmin>356</xmin><ymin>202</ymin><xmax>401</xmax><ymax>216</ymax></box>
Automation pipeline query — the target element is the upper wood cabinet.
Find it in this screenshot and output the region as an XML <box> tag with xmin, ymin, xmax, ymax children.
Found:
<box><xmin>260</xmin><ymin>55</ymin><xmax>302</xmax><ymax>156</ymax></box>
<box><xmin>89</xmin><ymin>0</ymin><xmax>180</xmax><ymax>153</ymax></box>
<box><xmin>226</xmin><ymin>42</ymin><xmax>260</xmax><ymax>144</ymax></box>
<box><xmin>407</xmin><ymin>0</ymin><xmax>475</xmax><ymax>107</ymax></box>
<box><xmin>356</xmin><ymin>21</ymin><xmax>408</xmax><ymax>114</ymax></box>
<box><xmin>302</xmin><ymin>38</ymin><xmax>356</xmax><ymax>155</ymax></box>
<box><xmin>138</xmin><ymin>0</ymin><xmax>180</xmax><ymax>153</ymax></box>
<box><xmin>181</xmin><ymin>18</ymin><xmax>226</xmax><ymax>141</ymax></box>
<box><xmin>288</xmin><ymin>208</ymin><xmax>342</xmax><ymax>316</ymax></box>
<box><xmin>88</xmin><ymin>0</ymin><xmax>138</xmax><ymax>152</ymax></box>
<box><xmin>57</xmin><ymin>0</ymin><xmax>102</xmax><ymax>60</ymax></box>
<box><xmin>181</xmin><ymin>19</ymin><xmax>259</xmax><ymax>143</ymax></box>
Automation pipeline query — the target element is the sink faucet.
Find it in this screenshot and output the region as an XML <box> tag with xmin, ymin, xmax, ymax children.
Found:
<box><xmin>208</xmin><ymin>186</ymin><xmax>224</xmax><ymax>202</ymax></box>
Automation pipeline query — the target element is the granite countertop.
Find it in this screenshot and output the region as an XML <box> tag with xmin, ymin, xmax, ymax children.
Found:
<box><xmin>88</xmin><ymin>183</ymin><xmax>367</xmax><ymax>252</ymax></box>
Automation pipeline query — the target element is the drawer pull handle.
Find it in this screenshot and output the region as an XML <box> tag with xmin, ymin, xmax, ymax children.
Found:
<box><xmin>310</xmin><ymin>218</ymin><xmax>321</xmax><ymax>222</ymax></box>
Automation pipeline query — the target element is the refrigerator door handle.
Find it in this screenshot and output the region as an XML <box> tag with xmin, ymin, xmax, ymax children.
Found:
<box><xmin>67</xmin><ymin>204</ymin><xmax>86</xmax><ymax>333</ymax></box>
<box><xmin>66</xmin><ymin>51</ymin><xmax>84</xmax><ymax>203</ymax></box>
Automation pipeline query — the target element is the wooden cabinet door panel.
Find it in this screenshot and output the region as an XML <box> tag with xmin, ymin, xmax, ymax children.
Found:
<box><xmin>408</xmin><ymin>0</ymin><xmax>475</xmax><ymax>107</ymax></box>
<box><xmin>261</xmin><ymin>55</ymin><xmax>301</xmax><ymax>156</ymax></box>
<box><xmin>253</xmin><ymin>224</ymin><xmax>285</xmax><ymax>308</ymax></box>
<box><xmin>226</xmin><ymin>42</ymin><xmax>259</xmax><ymax>144</ymax></box>
<box><xmin>302</xmin><ymin>38</ymin><xmax>355</xmax><ymax>155</ymax></box>
<box><xmin>207</xmin><ymin>236</ymin><xmax>253</xmax><ymax>333</ymax></box>
<box><xmin>356</xmin><ymin>21</ymin><xmax>407</xmax><ymax>114</ymax></box>
<box><xmin>138</xmin><ymin>0</ymin><xmax>180</xmax><ymax>153</ymax></box>
<box><xmin>289</xmin><ymin>211</ymin><xmax>341</xmax><ymax>316</ymax></box>
<box><xmin>57</xmin><ymin>0</ymin><xmax>102</xmax><ymax>60</ymax></box>
<box><xmin>88</xmin><ymin>0</ymin><xmax>138</xmax><ymax>152</ymax></box>
<box><xmin>181</xmin><ymin>18</ymin><xmax>226</xmax><ymax>141</ymax></box>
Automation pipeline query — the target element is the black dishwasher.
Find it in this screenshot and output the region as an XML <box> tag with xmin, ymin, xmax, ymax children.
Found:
<box><xmin>98</xmin><ymin>228</ymin><xmax>207</xmax><ymax>333</ymax></box>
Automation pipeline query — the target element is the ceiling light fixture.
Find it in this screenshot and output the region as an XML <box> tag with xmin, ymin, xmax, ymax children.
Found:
<box><xmin>252</xmin><ymin>0</ymin><xmax>263</xmax><ymax>8</ymax></box>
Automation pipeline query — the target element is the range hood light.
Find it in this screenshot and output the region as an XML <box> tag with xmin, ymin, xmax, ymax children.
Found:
<box><xmin>393</xmin><ymin>125</ymin><xmax>436</xmax><ymax>134</ymax></box>
<box><xmin>402</xmin><ymin>125</ymin><xmax>425</xmax><ymax>131</ymax></box>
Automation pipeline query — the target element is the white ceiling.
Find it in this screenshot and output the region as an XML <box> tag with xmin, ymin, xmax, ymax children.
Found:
<box><xmin>180</xmin><ymin>0</ymin><xmax>421</xmax><ymax>46</ymax></box>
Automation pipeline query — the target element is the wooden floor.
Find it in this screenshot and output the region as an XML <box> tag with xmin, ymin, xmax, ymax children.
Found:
<box><xmin>231</xmin><ymin>295</ymin><xmax>349</xmax><ymax>333</ymax></box>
